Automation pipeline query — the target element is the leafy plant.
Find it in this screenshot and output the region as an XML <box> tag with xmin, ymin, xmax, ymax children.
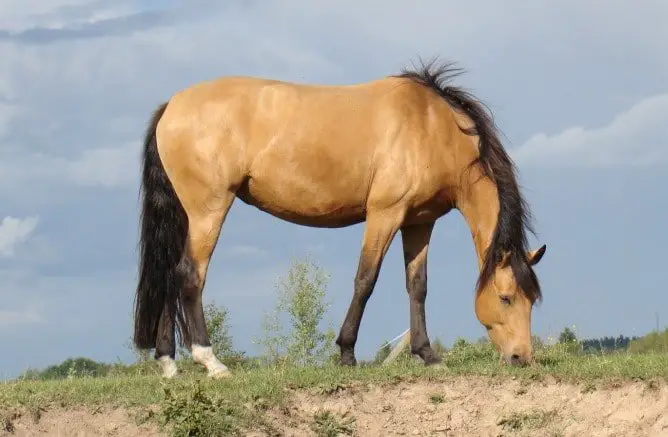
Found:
<box><xmin>558</xmin><ymin>327</ymin><xmax>583</xmax><ymax>355</ymax></box>
<box><xmin>158</xmin><ymin>379</ymin><xmax>240</xmax><ymax>437</ymax></box>
<box><xmin>311</xmin><ymin>410</ymin><xmax>356</xmax><ymax>437</ymax></box>
<box><xmin>628</xmin><ymin>328</ymin><xmax>668</xmax><ymax>354</ymax></box>
<box><xmin>497</xmin><ymin>409</ymin><xmax>558</xmax><ymax>431</ymax></box>
<box><xmin>257</xmin><ymin>256</ymin><xmax>337</xmax><ymax>366</ymax></box>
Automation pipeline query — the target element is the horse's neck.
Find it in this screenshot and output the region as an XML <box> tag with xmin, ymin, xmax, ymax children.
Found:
<box><xmin>456</xmin><ymin>172</ymin><xmax>499</xmax><ymax>270</ymax></box>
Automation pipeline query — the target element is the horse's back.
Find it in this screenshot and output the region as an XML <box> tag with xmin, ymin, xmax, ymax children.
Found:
<box><xmin>156</xmin><ymin>74</ymin><xmax>465</xmax><ymax>227</ymax></box>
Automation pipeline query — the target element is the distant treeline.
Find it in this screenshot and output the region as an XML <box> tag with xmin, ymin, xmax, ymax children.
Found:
<box><xmin>576</xmin><ymin>329</ymin><xmax>668</xmax><ymax>354</ymax></box>
<box><xmin>580</xmin><ymin>335</ymin><xmax>640</xmax><ymax>352</ymax></box>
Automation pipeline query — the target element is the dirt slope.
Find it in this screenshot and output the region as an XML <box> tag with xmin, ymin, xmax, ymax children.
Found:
<box><xmin>4</xmin><ymin>376</ymin><xmax>667</xmax><ymax>436</ymax></box>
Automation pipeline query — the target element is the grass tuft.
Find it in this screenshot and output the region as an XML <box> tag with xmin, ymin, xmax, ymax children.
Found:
<box><xmin>311</xmin><ymin>410</ymin><xmax>356</xmax><ymax>437</ymax></box>
<box><xmin>497</xmin><ymin>409</ymin><xmax>559</xmax><ymax>431</ymax></box>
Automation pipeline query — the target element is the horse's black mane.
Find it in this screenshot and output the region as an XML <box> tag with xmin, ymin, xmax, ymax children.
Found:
<box><xmin>396</xmin><ymin>58</ymin><xmax>541</xmax><ymax>302</ymax></box>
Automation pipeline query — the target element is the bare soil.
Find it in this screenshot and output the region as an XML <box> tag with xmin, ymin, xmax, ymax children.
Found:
<box><xmin>3</xmin><ymin>377</ymin><xmax>667</xmax><ymax>437</ymax></box>
<box><xmin>2</xmin><ymin>406</ymin><xmax>161</xmax><ymax>437</ymax></box>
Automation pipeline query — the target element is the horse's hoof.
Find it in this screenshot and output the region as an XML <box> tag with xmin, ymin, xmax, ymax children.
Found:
<box><xmin>423</xmin><ymin>354</ymin><xmax>444</xmax><ymax>367</ymax></box>
<box><xmin>208</xmin><ymin>368</ymin><xmax>233</xmax><ymax>379</ymax></box>
<box><xmin>424</xmin><ymin>357</ymin><xmax>448</xmax><ymax>371</ymax></box>
<box><xmin>159</xmin><ymin>356</ymin><xmax>178</xmax><ymax>379</ymax></box>
<box><xmin>426</xmin><ymin>363</ymin><xmax>449</xmax><ymax>373</ymax></box>
<box><xmin>339</xmin><ymin>352</ymin><xmax>357</xmax><ymax>367</ymax></box>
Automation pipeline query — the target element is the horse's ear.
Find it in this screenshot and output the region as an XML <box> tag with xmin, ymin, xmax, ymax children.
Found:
<box><xmin>527</xmin><ymin>244</ymin><xmax>546</xmax><ymax>266</ymax></box>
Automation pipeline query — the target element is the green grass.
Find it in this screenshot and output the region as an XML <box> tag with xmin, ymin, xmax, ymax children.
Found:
<box><xmin>1</xmin><ymin>344</ymin><xmax>666</xmax><ymax>436</ymax></box>
<box><xmin>428</xmin><ymin>393</ymin><xmax>445</xmax><ymax>404</ymax></box>
<box><xmin>311</xmin><ymin>410</ymin><xmax>356</xmax><ymax>437</ymax></box>
<box><xmin>497</xmin><ymin>409</ymin><xmax>559</xmax><ymax>432</ymax></box>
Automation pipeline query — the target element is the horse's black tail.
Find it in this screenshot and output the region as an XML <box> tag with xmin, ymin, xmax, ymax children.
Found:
<box><xmin>133</xmin><ymin>101</ymin><xmax>192</xmax><ymax>352</ymax></box>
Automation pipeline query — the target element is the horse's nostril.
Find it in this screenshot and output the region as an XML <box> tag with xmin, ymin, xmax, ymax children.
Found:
<box><xmin>510</xmin><ymin>354</ymin><xmax>522</xmax><ymax>365</ymax></box>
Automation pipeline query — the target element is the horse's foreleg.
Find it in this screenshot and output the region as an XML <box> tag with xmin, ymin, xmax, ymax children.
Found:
<box><xmin>336</xmin><ymin>208</ymin><xmax>404</xmax><ymax>366</ymax></box>
<box><xmin>400</xmin><ymin>222</ymin><xmax>441</xmax><ymax>365</ymax></box>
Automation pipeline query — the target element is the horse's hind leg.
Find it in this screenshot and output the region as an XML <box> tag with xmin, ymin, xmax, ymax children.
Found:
<box><xmin>153</xmin><ymin>190</ymin><xmax>234</xmax><ymax>379</ymax></box>
<box><xmin>180</xmin><ymin>191</ymin><xmax>236</xmax><ymax>378</ymax></box>
<box><xmin>155</xmin><ymin>302</ymin><xmax>177</xmax><ymax>378</ymax></box>
<box><xmin>400</xmin><ymin>222</ymin><xmax>441</xmax><ymax>365</ymax></box>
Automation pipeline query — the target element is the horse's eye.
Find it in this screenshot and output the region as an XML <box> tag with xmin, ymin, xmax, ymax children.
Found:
<box><xmin>500</xmin><ymin>296</ymin><xmax>512</xmax><ymax>306</ymax></box>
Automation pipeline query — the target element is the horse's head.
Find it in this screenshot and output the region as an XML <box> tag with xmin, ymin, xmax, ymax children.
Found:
<box><xmin>474</xmin><ymin>244</ymin><xmax>546</xmax><ymax>366</ymax></box>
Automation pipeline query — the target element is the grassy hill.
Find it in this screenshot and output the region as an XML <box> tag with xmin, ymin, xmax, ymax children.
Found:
<box><xmin>1</xmin><ymin>341</ymin><xmax>666</xmax><ymax>436</ymax></box>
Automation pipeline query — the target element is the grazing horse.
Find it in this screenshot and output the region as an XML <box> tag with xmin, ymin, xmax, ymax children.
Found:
<box><xmin>132</xmin><ymin>59</ymin><xmax>546</xmax><ymax>379</ymax></box>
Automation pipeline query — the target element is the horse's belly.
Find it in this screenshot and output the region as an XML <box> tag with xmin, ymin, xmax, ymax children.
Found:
<box><xmin>235</xmin><ymin>176</ymin><xmax>368</xmax><ymax>228</ymax></box>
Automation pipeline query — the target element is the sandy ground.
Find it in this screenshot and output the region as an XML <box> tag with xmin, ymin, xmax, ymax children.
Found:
<box><xmin>3</xmin><ymin>376</ymin><xmax>667</xmax><ymax>436</ymax></box>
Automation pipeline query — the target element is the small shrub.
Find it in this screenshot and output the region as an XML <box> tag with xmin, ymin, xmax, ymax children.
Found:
<box><xmin>453</xmin><ymin>337</ymin><xmax>469</xmax><ymax>349</ymax></box>
<box><xmin>558</xmin><ymin>327</ymin><xmax>582</xmax><ymax>355</ymax></box>
<box><xmin>311</xmin><ymin>410</ymin><xmax>355</xmax><ymax>437</ymax></box>
<box><xmin>446</xmin><ymin>337</ymin><xmax>497</xmax><ymax>366</ymax></box>
<box><xmin>558</xmin><ymin>327</ymin><xmax>577</xmax><ymax>344</ymax></box>
<box><xmin>534</xmin><ymin>342</ymin><xmax>574</xmax><ymax>367</ymax></box>
<box><xmin>628</xmin><ymin>329</ymin><xmax>668</xmax><ymax>354</ymax></box>
<box><xmin>257</xmin><ymin>256</ymin><xmax>337</xmax><ymax>367</ymax></box>
<box><xmin>432</xmin><ymin>337</ymin><xmax>448</xmax><ymax>357</ymax></box>
<box><xmin>18</xmin><ymin>357</ymin><xmax>112</xmax><ymax>381</ymax></box>
<box><xmin>428</xmin><ymin>393</ymin><xmax>445</xmax><ymax>404</ymax></box>
<box><xmin>497</xmin><ymin>409</ymin><xmax>558</xmax><ymax>431</ymax></box>
<box><xmin>159</xmin><ymin>379</ymin><xmax>240</xmax><ymax>437</ymax></box>
<box><xmin>373</xmin><ymin>341</ymin><xmax>393</xmax><ymax>364</ymax></box>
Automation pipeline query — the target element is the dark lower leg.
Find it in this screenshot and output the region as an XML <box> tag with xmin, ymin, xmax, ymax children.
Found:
<box><xmin>181</xmin><ymin>257</ymin><xmax>211</xmax><ymax>348</ymax></box>
<box><xmin>401</xmin><ymin>223</ymin><xmax>440</xmax><ymax>365</ymax></box>
<box><xmin>408</xmin><ymin>282</ymin><xmax>441</xmax><ymax>365</ymax></box>
<box><xmin>336</xmin><ymin>212</ymin><xmax>402</xmax><ymax>366</ymax></box>
<box><xmin>336</xmin><ymin>264</ymin><xmax>380</xmax><ymax>366</ymax></box>
<box><xmin>154</xmin><ymin>302</ymin><xmax>178</xmax><ymax>377</ymax></box>
<box><xmin>188</xmin><ymin>298</ymin><xmax>210</xmax><ymax>347</ymax></box>
<box><xmin>154</xmin><ymin>302</ymin><xmax>176</xmax><ymax>360</ymax></box>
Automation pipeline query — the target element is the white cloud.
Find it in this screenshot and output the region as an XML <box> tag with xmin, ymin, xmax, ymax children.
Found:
<box><xmin>512</xmin><ymin>93</ymin><xmax>668</xmax><ymax>168</ymax></box>
<box><xmin>0</xmin><ymin>0</ymin><xmax>137</xmax><ymax>32</ymax></box>
<box><xmin>0</xmin><ymin>216</ymin><xmax>39</xmax><ymax>257</ymax></box>
<box><xmin>0</xmin><ymin>142</ymin><xmax>138</xmax><ymax>189</ymax></box>
<box><xmin>0</xmin><ymin>308</ymin><xmax>43</xmax><ymax>327</ymax></box>
<box><xmin>0</xmin><ymin>0</ymin><xmax>90</xmax><ymax>23</ymax></box>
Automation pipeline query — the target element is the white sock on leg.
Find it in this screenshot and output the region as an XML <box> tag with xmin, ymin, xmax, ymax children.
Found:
<box><xmin>191</xmin><ymin>344</ymin><xmax>231</xmax><ymax>378</ymax></box>
<box><xmin>158</xmin><ymin>355</ymin><xmax>178</xmax><ymax>378</ymax></box>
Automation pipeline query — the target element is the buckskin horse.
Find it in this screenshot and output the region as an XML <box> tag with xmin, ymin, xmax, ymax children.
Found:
<box><xmin>132</xmin><ymin>59</ymin><xmax>546</xmax><ymax>379</ymax></box>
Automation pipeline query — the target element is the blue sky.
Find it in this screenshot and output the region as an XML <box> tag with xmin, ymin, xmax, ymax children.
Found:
<box><xmin>0</xmin><ymin>0</ymin><xmax>666</xmax><ymax>378</ymax></box>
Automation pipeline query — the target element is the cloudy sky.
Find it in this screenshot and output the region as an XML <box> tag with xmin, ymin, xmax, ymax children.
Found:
<box><xmin>1</xmin><ymin>0</ymin><xmax>666</xmax><ymax>378</ymax></box>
